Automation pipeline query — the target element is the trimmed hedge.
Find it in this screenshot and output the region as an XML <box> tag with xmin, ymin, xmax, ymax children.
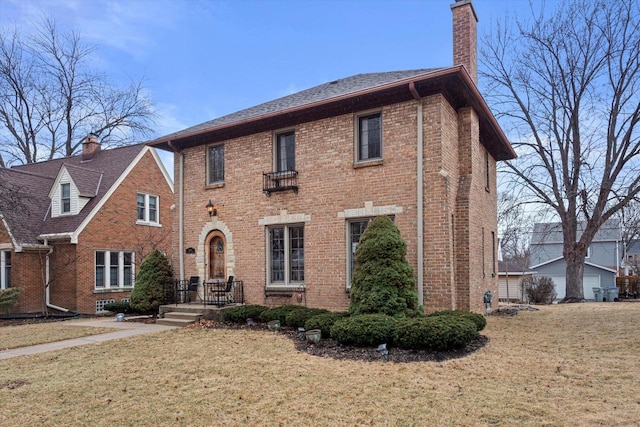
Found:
<box><xmin>330</xmin><ymin>314</ymin><xmax>397</xmax><ymax>347</ymax></box>
<box><xmin>221</xmin><ymin>305</ymin><xmax>269</xmax><ymax>323</ymax></box>
<box><xmin>259</xmin><ymin>305</ymin><xmax>302</xmax><ymax>324</ymax></box>
<box><xmin>427</xmin><ymin>310</ymin><xmax>486</xmax><ymax>332</ymax></box>
<box><xmin>284</xmin><ymin>307</ymin><xmax>330</xmax><ymax>327</ymax></box>
<box><xmin>304</xmin><ymin>312</ymin><xmax>349</xmax><ymax>338</ymax></box>
<box><xmin>394</xmin><ymin>316</ymin><xmax>478</xmax><ymax>350</ymax></box>
<box><xmin>103</xmin><ymin>301</ymin><xmax>131</xmax><ymax>314</ymax></box>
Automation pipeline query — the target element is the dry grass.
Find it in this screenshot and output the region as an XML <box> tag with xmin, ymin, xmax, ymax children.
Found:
<box><xmin>1</xmin><ymin>303</ymin><xmax>640</xmax><ymax>426</ymax></box>
<box><xmin>0</xmin><ymin>323</ymin><xmax>115</xmax><ymax>350</ymax></box>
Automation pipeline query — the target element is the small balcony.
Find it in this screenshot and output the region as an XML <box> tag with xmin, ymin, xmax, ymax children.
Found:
<box><xmin>263</xmin><ymin>170</ymin><xmax>298</xmax><ymax>195</ymax></box>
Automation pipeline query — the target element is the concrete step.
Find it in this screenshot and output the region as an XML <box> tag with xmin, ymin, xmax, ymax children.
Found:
<box><xmin>156</xmin><ymin>311</ymin><xmax>202</xmax><ymax>327</ymax></box>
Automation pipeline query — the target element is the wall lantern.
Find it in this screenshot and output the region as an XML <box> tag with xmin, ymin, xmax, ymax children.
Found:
<box><xmin>206</xmin><ymin>200</ymin><xmax>217</xmax><ymax>217</ymax></box>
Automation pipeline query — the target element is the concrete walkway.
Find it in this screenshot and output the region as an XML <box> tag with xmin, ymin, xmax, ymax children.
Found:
<box><xmin>0</xmin><ymin>317</ymin><xmax>177</xmax><ymax>360</ymax></box>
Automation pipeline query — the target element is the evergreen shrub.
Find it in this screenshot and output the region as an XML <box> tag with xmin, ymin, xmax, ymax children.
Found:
<box><xmin>330</xmin><ymin>314</ymin><xmax>397</xmax><ymax>347</ymax></box>
<box><xmin>221</xmin><ymin>305</ymin><xmax>269</xmax><ymax>323</ymax></box>
<box><xmin>304</xmin><ymin>312</ymin><xmax>349</xmax><ymax>338</ymax></box>
<box><xmin>284</xmin><ymin>307</ymin><xmax>330</xmax><ymax>327</ymax></box>
<box><xmin>130</xmin><ymin>250</ymin><xmax>173</xmax><ymax>317</ymax></box>
<box><xmin>394</xmin><ymin>316</ymin><xmax>478</xmax><ymax>350</ymax></box>
<box><xmin>427</xmin><ymin>310</ymin><xmax>486</xmax><ymax>332</ymax></box>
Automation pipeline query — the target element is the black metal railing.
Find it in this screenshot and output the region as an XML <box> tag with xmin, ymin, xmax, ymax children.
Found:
<box><xmin>263</xmin><ymin>170</ymin><xmax>298</xmax><ymax>195</ymax></box>
<box><xmin>203</xmin><ymin>279</ymin><xmax>244</xmax><ymax>306</ymax></box>
<box><xmin>163</xmin><ymin>278</ymin><xmax>244</xmax><ymax>307</ymax></box>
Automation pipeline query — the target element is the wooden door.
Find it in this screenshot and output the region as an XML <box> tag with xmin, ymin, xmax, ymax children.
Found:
<box><xmin>208</xmin><ymin>235</ymin><xmax>225</xmax><ymax>280</ymax></box>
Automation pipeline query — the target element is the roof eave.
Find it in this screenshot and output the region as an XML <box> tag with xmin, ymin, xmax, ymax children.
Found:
<box><xmin>149</xmin><ymin>66</ymin><xmax>516</xmax><ymax>161</ymax></box>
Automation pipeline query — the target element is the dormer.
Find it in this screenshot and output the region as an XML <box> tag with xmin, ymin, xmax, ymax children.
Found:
<box><xmin>49</xmin><ymin>164</ymin><xmax>102</xmax><ymax>218</ymax></box>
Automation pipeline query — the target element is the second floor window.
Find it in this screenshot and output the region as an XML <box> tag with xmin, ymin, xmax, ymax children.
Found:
<box><xmin>137</xmin><ymin>193</ymin><xmax>158</xmax><ymax>224</ymax></box>
<box><xmin>208</xmin><ymin>144</ymin><xmax>225</xmax><ymax>184</ymax></box>
<box><xmin>61</xmin><ymin>183</ymin><xmax>71</xmax><ymax>213</ymax></box>
<box><xmin>276</xmin><ymin>130</ymin><xmax>295</xmax><ymax>172</ymax></box>
<box><xmin>357</xmin><ymin>113</ymin><xmax>382</xmax><ymax>161</ymax></box>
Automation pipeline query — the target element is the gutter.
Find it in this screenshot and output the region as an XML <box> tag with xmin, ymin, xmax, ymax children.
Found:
<box><xmin>168</xmin><ymin>140</ymin><xmax>185</xmax><ymax>281</ymax></box>
<box><xmin>410</xmin><ymin>82</ymin><xmax>424</xmax><ymax>307</ymax></box>
<box><xmin>43</xmin><ymin>239</ymin><xmax>73</xmax><ymax>313</ymax></box>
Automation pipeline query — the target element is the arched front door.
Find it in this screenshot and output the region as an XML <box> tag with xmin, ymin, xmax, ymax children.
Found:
<box><xmin>207</xmin><ymin>232</ymin><xmax>226</xmax><ymax>280</ymax></box>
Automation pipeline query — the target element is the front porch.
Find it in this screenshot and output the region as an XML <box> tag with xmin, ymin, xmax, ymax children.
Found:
<box><xmin>157</xmin><ymin>303</ymin><xmax>243</xmax><ymax>326</ymax></box>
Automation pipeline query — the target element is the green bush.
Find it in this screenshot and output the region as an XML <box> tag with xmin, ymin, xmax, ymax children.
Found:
<box><xmin>0</xmin><ymin>288</ymin><xmax>21</xmax><ymax>313</ymax></box>
<box><xmin>284</xmin><ymin>307</ymin><xmax>330</xmax><ymax>327</ymax></box>
<box><xmin>304</xmin><ymin>312</ymin><xmax>350</xmax><ymax>338</ymax></box>
<box><xmin>394</xmin><ymin>316</ymin><xmax>478</xmax><ymax>351</ymax></box>
<box><xmin>103</xmin><ymin>301</ymin><xmax>131</xmax><ymax>314</ymax></box>
<box><xmin>221</xmin><ymin>305</ymin><xmax>269</xmax><ymax>323</ymax></box>
<box><xmin>330</xmin><ymin>314</ymin><xmax>397</xmax><ymax>347</ymax></box>
<box><xmin>130</xmin><ymin>250</ymin><xmax>173</xmax><ymax>317</ymax></box>
<box><xmin>349</xmin><ymin>216</ymin><xmax>420</xmax><ymax>317</ymax></box>
<box><xmin>259</xmin><ymin>305</ymin><xmax>301</xmax><ymax>324</ymax></box>
<box><xmin>427</xmin><ymin>310</ymin><xmax>486</xmax><ymax>332</ymax></box>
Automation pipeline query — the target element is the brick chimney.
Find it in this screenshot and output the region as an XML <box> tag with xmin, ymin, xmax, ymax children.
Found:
<box><xmin>451</xmin><ymin>0</ymin><xmax>478</xmax><ymax>84</ymax></box>
<box><xmin>81</xmin><ymin>133</ymin><xmax>101</xmax><ymax>161</ymax></box>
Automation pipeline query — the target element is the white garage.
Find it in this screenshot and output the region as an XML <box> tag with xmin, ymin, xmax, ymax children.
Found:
<box><xmin>546</xmin><ymin>275</ymin><xmax>601</xmax><ymax>300</ymax></box>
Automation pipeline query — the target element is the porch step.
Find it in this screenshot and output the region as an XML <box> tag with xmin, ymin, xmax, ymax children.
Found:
<box><xmin>156</xmin><ymin>311</ymin><xmax>202</xmax><ymax>327</ymax></box>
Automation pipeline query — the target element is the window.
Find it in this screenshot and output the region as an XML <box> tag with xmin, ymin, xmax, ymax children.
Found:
<box><xmin>95</xmin><ymin>250</ymin><xmax>135</xmax><ymax>289</ymax></box>
<box><xmin>268</xmin><ymin>225</ymin><xmax>304</xmax><ymax>286</ymax></box>
<box><xmin>346</xmin><ymin>216</ymin><xmax>394</xmax><ymax>289</ymax></box>
<box><xmin>137</xmin><ymin>193</ymin><xmax>159</xmax><ymax>224</ymax></box>
<box><xmin>275</xmin><ymin>130</ymin><xmax>295</xmax><ymax>172</ymax></box>
<box><xmin>0</xmin><ymin>251</ymin><xmax>10</xmax><ymax>289</ymax></box>
<box><xmin>61</xmin><ymin>183</ymin><xmax>71</xmax><ymax>214</ymax></box>
<box><xmin>357</xmin><ymin>113</ymin><xmax>382</xmax><ymax>161</ymax></box>
<box><xmin>208</xmin><ymin>144</ymin><xmax>225</xmax><ymax>184</ymax></box>
<box><xmin>96</xmin><ymin>299</ymin><xmax>116</xmax><ymax>313</ymax></box>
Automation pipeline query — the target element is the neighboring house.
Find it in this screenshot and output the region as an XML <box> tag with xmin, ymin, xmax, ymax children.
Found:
<box><xmin>529</xmin><ymin>220</ymin><xmax>623</xmax><ymax>300</ymax></box>
<box><xmin>149</xmin><ymin>0</ymin><xmax>516</xmax><ymax>314</ymax></box>
<box><xmin>623</xmin><ymin>239</ymin><xmax>640</xmax><ymax>276</ymax></box>
<box><xmin>498</xmin><ymin>259</ymin><xmax>532</xmax><ymax>302</ymax></box>
<box><xmin>0</xmin><ymin>137</ymin><xmax>173</xmax><ymax>314</ymax></box>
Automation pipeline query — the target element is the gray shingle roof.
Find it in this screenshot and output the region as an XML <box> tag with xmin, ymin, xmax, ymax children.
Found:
<box><xmin>2</xmin><ymin>144</ymin><xmax>146</xmax><ymax>244</ymax></box>
<box><xmin>159</xmin><ymin>69</ymin><xmax>440</xmax><ymax>141</ymax></box>
<box><xmin>531</xmin><ymin>220</ymin><xmax>622</xmax><ymax>245</ymax></box>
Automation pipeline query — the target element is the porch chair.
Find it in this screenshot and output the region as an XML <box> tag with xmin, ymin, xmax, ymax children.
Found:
<box><xmin>210</xmin><ymin>275</ymin><xmax>234</xmax><ymax>307</ymax></box>
<box><xmin>188</xmin><ymin>276</ymin><xmax>201</xmax><ymax>303</ymax></box>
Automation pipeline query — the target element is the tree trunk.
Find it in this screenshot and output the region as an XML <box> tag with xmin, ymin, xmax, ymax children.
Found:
<box><xmin>564</xmin><ymin>250</ymin><xmax>586</xmax><ymax>302</ymax></box>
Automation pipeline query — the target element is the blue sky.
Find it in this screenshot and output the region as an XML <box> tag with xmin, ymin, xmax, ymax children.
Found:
<box><xmin>1</xmin><ymin>0</ymin><xmax>558</xmax><ymax>171</ymax></box>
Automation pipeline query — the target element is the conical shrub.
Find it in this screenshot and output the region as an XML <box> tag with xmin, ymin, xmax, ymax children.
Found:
<box><xmin>130</xmin><ymin>250</ymin><xmax>173</xmax><ymax>316</ymax></box>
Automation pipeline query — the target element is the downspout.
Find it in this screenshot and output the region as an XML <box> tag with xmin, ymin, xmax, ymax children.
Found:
<box><xmin>410</xmin><ymin>82</ymin><xmax>424</xmax><ymax>307</ymax></box>
<box><xmin>169</xmin><ymin>141</ymin><xmax>185</xmax><ymax>281</ymax></box>
<box><xmin>44</xmin><ymin>239</ymin><xmax>72</xmax><ymax>313</ymax></box>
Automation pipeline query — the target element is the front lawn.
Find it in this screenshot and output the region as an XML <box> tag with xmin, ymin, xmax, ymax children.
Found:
<box><xmin>1</xmin><ymin>303</ymin><xmax>638</xmax><ymax>426</ymax></box>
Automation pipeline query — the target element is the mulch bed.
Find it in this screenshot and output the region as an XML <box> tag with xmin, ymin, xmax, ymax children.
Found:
<box><xmin>191</xmin><ymin>320</ymin><xmax>489</xmax><ymax>363</ymax></box>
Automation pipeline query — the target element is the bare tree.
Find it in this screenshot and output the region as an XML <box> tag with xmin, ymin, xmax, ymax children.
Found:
<box><xmin>482</xmin><ymin>0</ymin><xmax>640</xmax><ymax>301</ymax></box>
<box><xmin>0</xmin><ymin>18</ymin><xmax>155</xmax><ymax>166</ymax></box>
<box><xmin>497</xmin><ymin>191</ymin><xmax>531</xmax><ymax>270</ymax></box>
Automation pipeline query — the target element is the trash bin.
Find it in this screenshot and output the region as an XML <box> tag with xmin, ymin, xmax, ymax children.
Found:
<box><xmin>605</xmin><ymin>287</ymin><xmax>619</xmax><ymax>302</ymax></box>
<box><xmin>593</xmin><ymin>287</ymin><xmax>603</xmax><ymax>302</ymax></box>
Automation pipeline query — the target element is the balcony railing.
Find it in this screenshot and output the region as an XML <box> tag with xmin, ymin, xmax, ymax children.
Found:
<box><xmin>263</xmin><ymin>170</ymin><xmax>298</xmax><ymax>195</ymax></box>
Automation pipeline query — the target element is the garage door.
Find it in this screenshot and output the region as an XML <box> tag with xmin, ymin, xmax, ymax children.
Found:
<box><xmin>545</xmin><ymin>275</ymin><xmax>601</xmax><ymax>300</ymax></box>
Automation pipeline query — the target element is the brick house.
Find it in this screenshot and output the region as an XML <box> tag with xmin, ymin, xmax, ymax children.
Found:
<box><xmin>150</xmin><ymin>0</ymin><xmax>515</xmax><ymax>313</ymax></box>
<box><xmin>0</xmin><ymin>138</ymin><xmax>173</xmax><ymax>314</ymax></box>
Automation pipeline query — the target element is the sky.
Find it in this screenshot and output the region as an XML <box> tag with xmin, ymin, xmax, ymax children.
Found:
<box><xmin>0</xmin><ymin>0</ymin><xmax>556</xmax><ymax>170</ymax></box>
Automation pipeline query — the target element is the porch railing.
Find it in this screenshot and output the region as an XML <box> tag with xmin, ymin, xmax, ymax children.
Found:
<box><xmin>163</xmin><ymin>279</ymin><xmax>244</xmax><ymax>306</ymax></box>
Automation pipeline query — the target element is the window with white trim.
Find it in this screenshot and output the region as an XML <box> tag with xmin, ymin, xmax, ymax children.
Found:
<box><xmin>357</xmin><ymin>112</ymin><xmax>382</xmax><ymax>162</ymax></box>
<box><xmin>95</xmin><ymin>250</ymin><xmax>135</xmax><ymax>289</ymax></box>
<box><xmin>267</xmin><ymin>224</ymin><xmax>304</xmax><ymax>286</ymax></box>
<box><xmin>137</xmin><ymin>193</ymin><xmax>159</xmax><ymax>224</ymax></box>
<box><xmin>61</xmin><ymin>183</ymin><xmax>71</xmax><ymax>214</ymax></box>
<box><xmin>0</xmin><ymin>251</ymin><xmax>11</xmax><ymax>289</ymax></box>
<box><xmin>207</xmin><ymin>144</ymin><xmax>225</xmax><ymax>184</ymax></box>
